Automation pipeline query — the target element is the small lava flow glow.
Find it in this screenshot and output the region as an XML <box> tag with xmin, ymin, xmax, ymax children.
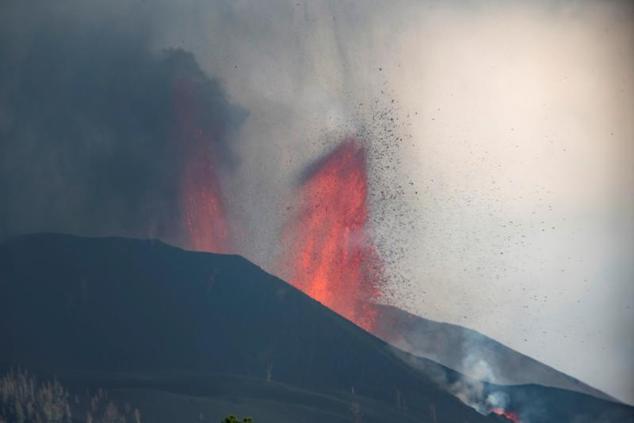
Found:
<box><xmin>282</xmin><ymin>139</ymin><xmax>381</xmax><ymax>331</ymax></box>
<box><xmin>173</xmin><ymin>78</ymin><xmax>232</xmax><ymax>253</ymax></box>
<box><xmin>490</xmin><ymin>408</ymin><xmax>521</xmax><ymax>423</ymax></box>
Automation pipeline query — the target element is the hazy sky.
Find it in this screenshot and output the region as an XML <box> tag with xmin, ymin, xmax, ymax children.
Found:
<box><xmin>1</xmin><ymin>0</ymin><xmax>632</xmax><ymax>404</ymax></box>
<box><xmin>154</xmin><ymin>0</ymin><xmax>632</xmax><ymax>402</ymax></box>
<box><xmin>379</xmin><ymin>1</ymin><xmax>634</xmax><ymax>403</ymax></box>
<box><xmin>160</xmin><ymin>0</ymin><xmax>633</xmax><ymax>402</ymax></box>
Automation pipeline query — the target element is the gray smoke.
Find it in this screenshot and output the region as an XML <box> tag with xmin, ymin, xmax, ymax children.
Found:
<box><xmin>0</xmin><ymin>0</ymin><xmax>631</xmax><ymax>405</ymax></box>
<box><xmin>0</xmin><ymin>0</ymin><xmax>244</xmax><ymax>245</ymax></box>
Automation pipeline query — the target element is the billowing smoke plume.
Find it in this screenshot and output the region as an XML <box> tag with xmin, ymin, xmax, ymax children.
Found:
<box><xmin>1</xmin><ymin>0</ymin><xmax>632</xmax><ymax>405</ymax></box>
<box><xmin>0</xmin><ymin>0</ymin><xmax>408</xmax><ymax>305</ymax></box>
<box><xmin>0</xmin><ymin>1</ymin><xmax>244</xmax><ymax>250</ymax></box>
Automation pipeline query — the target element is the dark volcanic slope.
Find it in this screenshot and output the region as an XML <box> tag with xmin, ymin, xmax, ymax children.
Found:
<box><xmin>374</xmin><ymin>304</ymin><xmax>614</xmax><ymax>401</ymax></box>
<box><xmin>0</xmin><ymin>233</ymin><xmax>496</xmax><ymax>423</ymax></box>
<box><xmin>0</xmin><ymin>234</ymin><xmax>631</xmax><ymax>423</ymax></box>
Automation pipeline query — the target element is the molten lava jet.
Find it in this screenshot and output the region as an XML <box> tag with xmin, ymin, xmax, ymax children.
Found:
<box><xmin>173</xmin><ymin>77</ymin><xmax>232</xmax><ymax>253</ymax></box>
<box><xmin>281</xmin><ymin>139</ymin><xmax>381</xmax><ymax>331</ymax></box>
<box><xmin>490</xmin><ymin>408</ymin><xmax>521</xmax><ymax>423</ymax></box>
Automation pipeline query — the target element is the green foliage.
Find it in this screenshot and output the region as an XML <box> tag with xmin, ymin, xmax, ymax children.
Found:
<box><xmin>222</xmin><ymin>416</ymin><xmax>253</xmax><ymax>423</ymax></box>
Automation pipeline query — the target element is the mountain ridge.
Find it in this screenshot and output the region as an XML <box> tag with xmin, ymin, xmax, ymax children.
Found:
<box><xmin>373</xmin><ymin>303</ymin><xmax>617</xmax><ymax>403</ymax></box>
<box><xmin>0</xmin><ymin>233</ymin><xmax>631</xmax><ymax>422</ymax></box>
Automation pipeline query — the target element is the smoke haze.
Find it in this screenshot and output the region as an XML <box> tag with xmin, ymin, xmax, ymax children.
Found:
<box><xmin>0</xmin><ymin>0</ymin><xmax>632</xmax><ymax>403</ymax></box>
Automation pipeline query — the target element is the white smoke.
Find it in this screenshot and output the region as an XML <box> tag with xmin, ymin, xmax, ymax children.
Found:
<box><xmin>447</xmin><ymin>354</ymin><xmax>512</xmax><ymax>417</ymax></box>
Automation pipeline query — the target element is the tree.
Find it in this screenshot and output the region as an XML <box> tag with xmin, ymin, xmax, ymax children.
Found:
<box><xmin>222</xmin><ymin>416</ymin><xmax>253</xmax><ymax>423</ymax></box>
<box><xmin>0</xmin><ymin>369</ymin><xmax>141</xmax><ymax>423</ymax></box>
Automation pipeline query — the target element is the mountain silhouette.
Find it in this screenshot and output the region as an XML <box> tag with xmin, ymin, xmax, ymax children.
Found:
<box><xmin>0</xmin><ymin>234</ymin><xmax>631</xmax><ymax>422</ymax></box>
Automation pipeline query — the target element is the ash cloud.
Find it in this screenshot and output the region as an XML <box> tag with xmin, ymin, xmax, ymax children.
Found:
<box><xmin>0</xmin><ymin>0</ymin><xmax>245</xmax><ymax>244</ymax></box>
<box><xmin>1</xmin><ymin>0</ymin><xmax>632</xmax><ymax>405</ymax></box>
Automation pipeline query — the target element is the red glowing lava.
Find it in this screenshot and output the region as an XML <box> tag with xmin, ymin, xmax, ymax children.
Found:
<box><xmin>490</xmin><ymin>408</ymin><xmax>521</xmax><ymax>423</ymax></box>
<box><xmin>173</xmin><ymin>77</ymin><xmax>232</xmax><ymax>253</ymax></box>
<box><xmin>281</xmin><ymin>139</ymin><xmax>381</xmax><ymax>331</ymax></box>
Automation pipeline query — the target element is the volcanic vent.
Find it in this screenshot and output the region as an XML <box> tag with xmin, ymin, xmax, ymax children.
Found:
<box><xmin>172</xmin><ymin>75</ymin><xmax>233</xmax><ymax>254</ymax></box>
<box><xmin>279</xmin><ymin>138</ymin><xmax>382</xmax><ymax>331</ymax></box>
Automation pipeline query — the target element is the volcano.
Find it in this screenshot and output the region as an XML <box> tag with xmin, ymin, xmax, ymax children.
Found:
<box><xmin>0</xmin><ymin>234</ymin><xmax>632</xmax><ymax>422</ymax></box>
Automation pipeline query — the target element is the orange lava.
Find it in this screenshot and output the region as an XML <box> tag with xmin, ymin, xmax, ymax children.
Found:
<box><xmin>490</xmin><ymin>408</ymin><xmax>521</xmax><ymax>423</ymax></box>
<box><xmin>173</xmin><ymin>78</ymin><xmax>231</xmax><ymax>253</ymax></box>
<box><xmin>281</xmin><ymin>139</ymin><xmax>381</xmax><ymax>331</ymax></box>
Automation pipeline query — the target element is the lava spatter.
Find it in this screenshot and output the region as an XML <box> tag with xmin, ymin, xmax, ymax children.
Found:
<box><xmin>281</xmin><ymin>138</ymin><xmax>382</xmax><ymax>331</ymax></box>
<box><xmin>173</xmin><ymin>77</ymin><xmax>232</xmax><ymax>253</ymax></box>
